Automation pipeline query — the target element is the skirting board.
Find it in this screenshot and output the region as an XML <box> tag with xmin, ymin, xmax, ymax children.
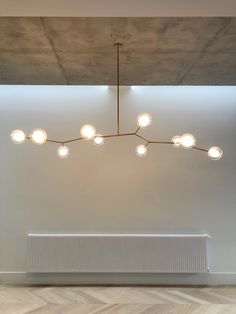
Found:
<box><xmin>1</xmin><ymin>272</ymin><xmax>236</xmax><ymax>285</ymax></box>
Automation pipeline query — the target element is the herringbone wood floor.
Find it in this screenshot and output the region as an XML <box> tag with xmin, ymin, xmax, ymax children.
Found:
<box><xmin>0</xmin><ymin>285</ymin><xmax>236</xmax><ymax>313</ymax></box>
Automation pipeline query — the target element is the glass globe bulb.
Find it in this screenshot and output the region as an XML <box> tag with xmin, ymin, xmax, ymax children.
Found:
<box><xmin>136</xmin><ymin>113</ymin><xmax>152</xmax><ymax>128</ymax></box>
<box><xmin>172</xmin><ymin>135</ymin><xmax>181</xmax><ymax>148</ymax></box>
<box><xmin>30</xmin><ymin>128</ymin><xmax>47</xmax><ymax>145</ymax></box>
<box><xmin>80</xmin><ymin>124</ymin><xmax>96</xmax><ymax>140</ymax></box>
<box><xmin>57</xmin><ymin>145</ymin><xmax>70</xmax><ymax>159</ymax></box>
<box><xmin>10</xmin><ymin>129</ymin><xmax>26</xmax><ymax>144</ymax></box>
<box><xmin>208</xmin><ymin>146</ymin><xmax>223</xmax><ymax>160</ymax></box>
<box><xmin>94</xmin><ymin>134</ymin><xmax>104</xmax><ymax>146</ymax></box>
<box><xmin>180</xmin><ymin>133</ymin><xmax>196</xmax><ymax>149</ymax></box>
<box><xmin>136</xmin><ymin>144</ymin><xmax>147</xmax><ymax>157</ymax></box>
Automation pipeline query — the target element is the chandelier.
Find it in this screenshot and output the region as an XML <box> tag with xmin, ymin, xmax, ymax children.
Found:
<box><xmin>10</xmin><ymin>43</ymin><xmax>223</xmax><ymax>161</ymax></box>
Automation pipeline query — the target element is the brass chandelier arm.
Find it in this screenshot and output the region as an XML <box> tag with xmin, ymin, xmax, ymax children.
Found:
<box><xmin>26</xmin><ymin>136</ymin><xmax>63</xmax><ymax>144</ymax></box>
<box><xmin>26</xmin><ymin>133</ymin><xmax>209</xmax><ymax>154</ymax></box>
<box><xmin>193</xmin><ymin>146</ymin><xmax>208</xmax><ymax>153</ymax></box>
<box><xmin>102</xmin><ymin>133</ymin><xmax>135</xmax><ymax>138</ymax></box>
<box><xmin>135</xmin><ymin>133</ymin><xmax>149</xmax><ymax>143</ymax></box>
<box><xmin>149</xmin><ymin>141</ymin><xmax>173</xmax><ymax>144</ymax></box>
<box><xmin>46</xmin><ymin>139</ymin><xmax>64</xmax><ymax>144</ymax></box>
<box><xmin>63</xmin><ymin>137</ymin><xmax>83</xmax><ymax>144</ymax></box>
<box><xmin>135</xmin><ymin>127</ymin><xmax>141</xmax><ymax>134</ymax></box>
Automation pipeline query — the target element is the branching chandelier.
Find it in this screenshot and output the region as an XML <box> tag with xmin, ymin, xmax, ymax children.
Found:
<box><xmin>10</xmin><ymin>43</ymin><xmax>223</xmax><ymax>161</ymax></box>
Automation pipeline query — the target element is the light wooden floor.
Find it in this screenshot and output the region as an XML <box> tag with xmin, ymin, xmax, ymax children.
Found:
<box><xmin>0</xmin><ymin>285</ymin><xmax>236</xmax><ymax>313</ymax></box>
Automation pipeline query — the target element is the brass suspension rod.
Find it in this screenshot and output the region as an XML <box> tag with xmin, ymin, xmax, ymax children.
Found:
<box><xmin>115</xmin><ymin>43</ymin><xmax>122</xmax><ymax>135</ymax></box>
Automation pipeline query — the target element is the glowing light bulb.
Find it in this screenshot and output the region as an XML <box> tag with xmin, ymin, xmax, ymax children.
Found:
<box><xmin>208</xmin><ymin>146</ymin><xmax>223</xmax><ymax>160</ymax></box>
<box><xmin>180</xmin><ymin>133</ymin><xmax>196</xmax><ymax>149</ymax></box>
<box><xmin>136</xmin><ymin>113</ymin><xmax>152</xmax><ymax>128</ymax></box>
<box><xmin>94</xmin><ymin>134</ymin><xmax>104</xmax><ymax>146</ymax></box>
<box><xmin>30</xmin><ymin>128</ymin><xmax>47</xmax><ymax>145</ymax></box>
<box><xmin>57</xmin><ymin>145</ymin><xmax>70</xmax><ymax>159</ymax></box>
<box><xmin>172</xmin><ymin>135</ymin><xmax>181</xmax><ymax>148</ymax></box>
<box><xmin>136</xmin><ymin>144</ymin><xmax>147</xmax><ymax>157</ymax></box>
<box><xmin>10</xmin><ymin>129</ymin><xmax>26</xmax><ymax>144</ymax></box>
<box><xmin>80</xmin><ymin>124</ymin><xmax>96</xmax><ymax>140</ymax></box>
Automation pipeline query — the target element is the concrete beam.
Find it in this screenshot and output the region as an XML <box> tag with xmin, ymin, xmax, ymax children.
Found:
<box><xmin>0</xmin><ymin>0</ymin><xmax>236</xmax><ymax>17</ymax></box>
<box><xmin>0</xmin><ymin>17</ymin><xmax>235</xmax><ymax>85</ymax></box>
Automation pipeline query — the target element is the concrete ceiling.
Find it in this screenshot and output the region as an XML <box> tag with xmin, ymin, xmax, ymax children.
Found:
<box><xmin>0</xmin><ymin>17</ymin><xmax>236</xmax><ymax>85</ymax></box>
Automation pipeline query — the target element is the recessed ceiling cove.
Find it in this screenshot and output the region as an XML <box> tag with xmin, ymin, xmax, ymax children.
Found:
<box><xmin>0</xmin><ymin>17</ymin><xmax>236</xmax><ymax>85</ymax></box>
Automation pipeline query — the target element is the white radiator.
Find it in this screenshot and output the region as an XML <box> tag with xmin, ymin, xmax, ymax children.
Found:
<box><xmin>27</xmin><ymin>233</ymin><xmax>210</xmax><ymax>273</ymax></box>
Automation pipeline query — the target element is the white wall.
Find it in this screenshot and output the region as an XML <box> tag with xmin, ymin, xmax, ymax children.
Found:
<box><xmin>0</xmin><ymin>86</ymin><xmax>236</xmax><ymax>284</ymax></box>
